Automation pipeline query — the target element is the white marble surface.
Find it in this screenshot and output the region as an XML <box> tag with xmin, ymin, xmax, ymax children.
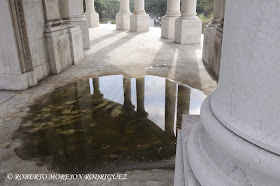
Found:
<box><xmin>161</xmin><ymin>16</ymin><xmax>179</xmax><ymax>40</ymax></box>
<box><xmin>67</xmin><ymin>26</ymin><xmax>84</xmax><ymax>64</ymax></box>
<box><xmin>211</xmin><ymin>0</ymin><xmax>280</xmax><ymax>155</ymax></box>
<box><xmin>202</xmin><ymin>26</ymin><xmax>216</xmax><ymax>66</ymax></box>
<box><xmin>45</xmin><ymin>26</ymin><xmax>72</xmax><ymax>74</ymax></box>
<box><xmin>130</xmin><ymin>14</ymin><xmax>149</xmax><ymax>32</ymax></box>
<box><xmin>116</xmin><ymin>13</ymin><xmax>131</xmax><ymax>30</ymax></box>
<box><xmin>174</xmin><ymin>18</ymin><xmax>202</xmax><ymax>44</ymax></box>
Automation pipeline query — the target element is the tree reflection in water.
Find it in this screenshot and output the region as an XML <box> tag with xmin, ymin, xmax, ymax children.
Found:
<box><xmin>13</xmin><ymin>75</ymin><xmax>206</xmax><ymax>173</ymax></box>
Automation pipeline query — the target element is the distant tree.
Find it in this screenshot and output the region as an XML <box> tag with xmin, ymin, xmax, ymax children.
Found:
<box><xmin>197</xmin><ymin>0</ymin><xmax>214</xmax><ymax>17</ymax></box>
<box><xmin>95</xmin><ymin>0</ymin><xmax>120</xmax><ymax>22</ymax></box>
<box><xmin>145</xmin><ymin>0</ymin><xmax>167</xmax><ymax>17</ymax></box>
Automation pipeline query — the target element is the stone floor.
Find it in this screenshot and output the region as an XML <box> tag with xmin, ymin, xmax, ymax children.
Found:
<box><xmin>0</xmin><ymin>24</ymin><xmax>217</xmax><ymax>186</ymax></box>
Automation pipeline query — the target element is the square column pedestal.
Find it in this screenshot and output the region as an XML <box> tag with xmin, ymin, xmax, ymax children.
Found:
<box><xmin>212</xmin><ymin>27</ymin><xmax>223</xmax><ymax>78</ymax></box>
<box><xmin>85</xmin><ymin>11</ymin><xmax>99</xmax><ymax>27</ymax></box>
<box><xmin>161</xmin><ymin>16</ymin><xmax>179</xmax><ymax>40</ymax></box>
<box><xmin>174</xmin><ymin>18</ymin><xmax>202</xmax><ymax>44</ymax></box>
<box><xmin>45</xmin><ymin>26</ymin><xmax>72</xmax><ymax>74</ymax></box>
<box><xmin>66</xmin><ymin>25</ymin><xmax>84</xmax><ymax>64</ymax></box>
<box><xmin>130</xmin><ymin>14</ymin><xmax>149</xmax><ymax>32</ymax></box>
<box><xmin>70</xmin><ymin>20</ymin><xmax>90</xmax><ymax>50</ymax></box>
<box><xmin>116</xmin><ymin>13</ymin><xmax>131</xmax><ymax>30</ymax></box>
<box><xmin>202</xmin><ymin>26</ymin><xmax>216</xmax><ymax>66</ymax></box>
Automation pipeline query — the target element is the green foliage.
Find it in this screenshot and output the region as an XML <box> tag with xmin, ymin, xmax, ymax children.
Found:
<box><xmin>197</xmin><ymin>0</ymin><xmax>214</xmax><ymax>17</ymax></box>
<box><xmin>129</xmin><ymin>0</ymin><xmax>166</xmax><ymax>17</ymax></box>
<box><xmin>94</xmin><ymin>0</ymin><xmax>120</xmax><ymax>22</ymax></box>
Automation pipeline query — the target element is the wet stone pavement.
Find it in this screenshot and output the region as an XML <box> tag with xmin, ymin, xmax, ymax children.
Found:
<box><xmin>12</xmin><ymin>75</ymin><xmax>206</xmax><ymax>174</ymax></box>
<box><xmin>0</xmin><ymin>25</ymin><xmax>217</xmax><ymax>185</ymax></box>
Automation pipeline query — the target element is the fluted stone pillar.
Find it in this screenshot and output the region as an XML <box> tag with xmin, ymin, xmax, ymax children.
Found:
<box><xmin>174</xmin><ymin>0</ymin><xmax>202</xmax><ymax>44</ymax></box>
<box><xmin>161</xmin><ymin>0</ymin><xmax>180</xmax><ymax>40</ymax></box>
<box><xmin>59</xmin><ymin>0</ymin><xmax>90</xmax><ymax>49</ymax></box>
<box><xmin>116</xmin><ymin>0</ymin><xmax>131</xmax><ymax>30</ymax></box>
<box><xmin>187</xmin><ymin>1</ymin><xmax>280</xmax><ymax>185</ymax></box>
<box><xmin>202</xmin><ymin>0</ymin><xmax>224</xmax><ymax>67</ymax></box>
<box><xmin>85</xmin><ymin>0</ymin><xmax>99</xmax><ymax>27</ymax></box>
<box><xmin>130</xmin><ymin>0</ymin><xmax>149</xmax><ymax>32</ymax></box>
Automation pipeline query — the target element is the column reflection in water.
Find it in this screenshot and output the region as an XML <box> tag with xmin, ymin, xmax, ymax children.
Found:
<box><xmin>123</xmin><ymin>77</ymin><xmax>134</xmax><ymax>109</ymax></box>
<box><xmin>136</xmin><ymin>78</ymin><xmax>145</xmax><ymax>114</ymax></box>
<box><xmin>92</xmin><ymin>78</ymin><xmax>103</xmax><ymax>99</ymax></box>
<box><xmin>176</xmin><ymin>85</ymin><xmax>191</xmax><ymax>130</ymax></box>
<box><xmin>165</xmin><ymin>79</ymin><xmax>177</xmax><ymax>136</ymax></box>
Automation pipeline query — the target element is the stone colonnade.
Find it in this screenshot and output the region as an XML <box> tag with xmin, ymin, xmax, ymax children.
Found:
<box><xmin>185</xmin><ymin>0</ymin><xmax>280</xmax><ymax>185</ymax></box>
<box><xmin>202</xmin><ymin>0</ymin><xmax>226</xmax><ymax>78</ymax></box>
<box><xmin>117</xmin><ymin>0</ymin><xmax>149</xmax><ymax>32</ymax></box>
<box><xmin>117</xmin><ymin>0</ymin><xmax>202</xmax><ymax>44</ymax></box>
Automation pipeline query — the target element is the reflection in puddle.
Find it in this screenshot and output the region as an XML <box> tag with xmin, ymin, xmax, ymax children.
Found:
<box><xmin>13</xmin><ymin>75</ymin><xmax>206</xmax><ymax>173</ymax></box>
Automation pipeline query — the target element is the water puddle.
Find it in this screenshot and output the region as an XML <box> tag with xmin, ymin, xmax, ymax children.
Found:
<box><xmin>12</xmin><ymin>75</ymin><xmax>206</xmax><ymax>173</ymax></box>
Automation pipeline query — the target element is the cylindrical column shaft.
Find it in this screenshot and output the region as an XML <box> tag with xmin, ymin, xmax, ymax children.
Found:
<box><xmin>211</xmin><ymin>0</ymin><xmax>225</xmax><ymax>25</ymax></box>
<box><xmin>134</xmin><ymin>0</ymin><xmax>145</xmax><ymax>15</ymax></box>
<box><xmin>166</xmin><ymin>0</ymin><xmax>180</xmax><ymax>16</ymax></box>
<box><xmin>120</xmin><ymin>0</ymin><xmax>130</xmax><ymax>14</ymax></box>
<box><xmin>181</xmin><ymin>0</ymin><xmax>198</xmax><ymax>18</ymax></box>
<box><xmin>85</xmin><ymin>0</ymin><xmax>96</xmax><ymax>12</ymax></box>
<box><xmin>59</xmin><ymin>0</ymin><xmax>84</xmax><ymax>19</ymax></box>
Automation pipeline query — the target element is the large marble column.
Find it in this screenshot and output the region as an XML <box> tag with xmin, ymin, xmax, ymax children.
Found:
<box><xmin>116</xmin><ymin>0</ymin><xmax>131</xmax><ymax>30</ymax></box>
<box><xmin>161</xmin><ymin>0</ymin><xmax>180</xmax><ymax>40</ymax></box>
<box><xmin>59</xmin><ymin>0</ymin><xmax>90</xmax><ymax>49</ymax></box>
<box><xmin>85</xmin><ymin>0</ymin><xmax>99</xmax><ymax>27</ymax></box>
<box><xmin>130</xmin><ymin>0</ymin><xmax>149</xmax><ymax>32</ymax></box>
<box><xmin>186</xmin><ymin>0</ymin><xmax>280</xmax><ymax>185</ymax></box>
<box><xmin>174</xmin><ymin>0</ymin><xmax>202</xmax><ymax>44</ymax></box>
<box><xmin>202</xmin><ymin>0</ymin><xmax>224</xmax><ymax>67</ymax></box>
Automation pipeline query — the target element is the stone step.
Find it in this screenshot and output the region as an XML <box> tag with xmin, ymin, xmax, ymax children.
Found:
<box><xmin>174</xmin><ymin>115</ymin><xmax>200</xmax><ymax>186</ymax></box>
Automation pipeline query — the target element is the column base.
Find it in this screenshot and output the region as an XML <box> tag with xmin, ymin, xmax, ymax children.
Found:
<box><xmin>130</xmin><ymin>14</ymin><xmax>149</xmax><ymax>32</ymax></box>
<box><xmin>0</xmin><ymin>62</ymin><xmax>50</xmax><ymax>90</ymax></box>
<box><xmin>202</xmin><ymin>25</ymin><xmax>216</xmax><ymax>66</ymax></box>
<box><xmin>68</xmin><ymin>18</ymin><xmax>90</xmax><ymax>50</ymax></box>
<box><xmin>212</xmin><ymin>27</ymin><xmax>223</xmax><ymax>78</ymax></box>
<box><xmin>186</xmin><ymin>96</ymin><xmax>280</xmax><ymax>186</ymax></box>
<box><xmin>85</xmin><ymin>11</ymin><xmax>99</xmax><ymax>27</ymax></box>
<box><xmin>161</xmin><ymin>16</ymin><xmax>180</xmax><ymax>40</ymax></box>
<box><xmin>174</xmin><ymin>17</ymin><xmax>202</xmax><ymax>44</ymax></box>
<box><xmin>45</xmin><ymin>26</ymin><xmax>72</xmax><ymax>74</ymax></box>
<box><xmin>66</xmin><ymin>25</ymin><xmax>84</xmax><ymax>65</ymax></box>
<box><xmin>116</xmin><ymin>13</ymin><xmax>131</xmax><ymax>30</ymax></box>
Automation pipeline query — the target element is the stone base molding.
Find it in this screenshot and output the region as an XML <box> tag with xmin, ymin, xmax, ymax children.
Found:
<box><xmin>174</xmin><ymin>18</ymin><xmax>202</xmax><ymax>44</ymax></box>
<box><xmin>130</xmin><ymin>14</ymin><xmax>149</xmax><ymax>32</ymax></box>
<box><xmin>161</xmin><ymin>16</ymin><xmax>179</xmax><ymax>40</ymax></box>
<box><xmin>116</xmin><ymin>13</ymin><xmax>131</xmax><ymax>30</ymax></box>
